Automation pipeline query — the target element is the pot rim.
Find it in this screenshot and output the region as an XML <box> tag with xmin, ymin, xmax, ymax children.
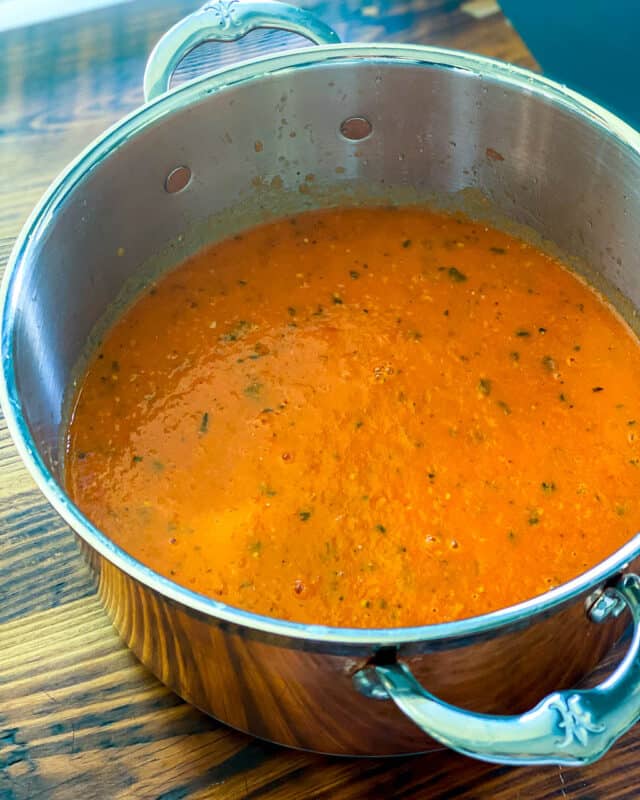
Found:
<box><xmin>4</xmin><ymin>42</ymin><xmax>640</xmax><ymax>647</ymax></box>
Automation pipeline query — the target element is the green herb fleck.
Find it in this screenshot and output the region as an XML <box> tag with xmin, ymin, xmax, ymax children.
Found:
<box><xmin>298</xmin><ymin>510</ymin><xmax>312</xmax><ymax>522</ymax></box>
<box><xmin>237</xmin><ymin>279</ymin><xmax>248</xmax><ymax>286</ymax></box>
<box><xmin>447</xmin><ymin>266</ymin><xmax>467</xmax><ymax>282</ymax></box>
<box><xmin>244</xmin><ymin>381</ymin><xmax>263</xmax><ymax>399</ymax></box>
<box><xmin>573</xmin><ymin>344</ymin><xmax>581</xmax><ymax>351</ymax></box>
<box><xmin>542</xmin><ymin>355</ymin><xmax>556</xmax><ymax>372</ymax></box>
<box><xmin>152</xmin><ymin>460</ymin><xmax>165</xmax><ymax>473</ymax></box>
<box><xmin>253</xmin><ymin>342</ymin><xmax>269</xmax><ymax>357</ymax></box>
<box><xmin>332</xmin><ymin>294</ymin><xmax>344</xmax><ymax>305</ymax></box>
<box><xmin>528</xmin><ymin>513</ymin><xmax>540</xmax><ymax>526</ymax></box>
<box><xmin>355</xmin><ymin>420</ymin><xmax>364</xmax><ymax>429</ymax></box>
<box><xmin>249</xmin><ymin>540</ymin><xmax>262</xmax><ymax>557</ymax></box>
<box><xmin>220</xmin><ymin>319</ymin><xmax>255</xmax><ymax>342</ymax></box>
<box><xmin>592</xmin><ymin>386</ymin><xmax>604</xmax><ymax>393</ymax></box>
<box><xmin>541</xmin><ymin>481</ymin><xmax>556</xmax><ymax>493</ymax></box>
<box><xmin>515</xmin><ymin>328</ymin><xmax>531</xmax><ymax>337</ymax></box>
<box><xmin>199</xmin><ymin>412</ymin><xmax>209</xmax><ymax>434</ymax></box>
<box><xmin>478</xmin><ymin>378</ymin><xmax>492</xmax><ymax>396</ymax></box>
<box><xmin>239</xmin><ymin>580</ymin><xmax>254</xmax><ymax>590</ymax></box>
<box><xmin>111</xmin><ymin>360</ymin><xmax>120</xmax><ymax>372</ymax></box>
<box><xmin>402</xmin><ymin>239</ymin><xmax>412</xmax><ymax>248</ymax></box>
<box><xmin>287</xmin><ymin>306</ymin><xmax>297</xmax><ymax>316</ymax></box>
<box><xmin>497</xmin><ymin>400</ymin><xmax>511</xmax><ymax>415</ymax></box>
<box><xmin>508</xmin><ymin>530</ymin><xmax>516</xmax><ymax>541</ymax></box>
<box><xmin>260</xmin><ymin>483</ymin><xmax>277</xmax><ymax>497</ymax></box>
<box><xmin>132</xmin><ymin>455</ymin><xmax>143</xmax><ymax>463</ymax></box>
<box><xmin>615</xmin><ymin>504</ymin><xmax>626</xmax><ymax>516</ymax></box>
<box><xmin>490</xmin><ymin>247</ymin><xmax>506</xmax><ymax>254</ymax></box>
<box><xmin>510</xmin><ymin>351</ymin><xmax>520</xmax><ymax>362</ymax></box>
<box><xmin>375</xmin><ymin>524</ymin><xmax>387</xmax><ymax>534</ymax></box>
<box><xmin>349</xmin><ymin>270</ymin><xmax>360</xmax><ymax>279</ymax></box>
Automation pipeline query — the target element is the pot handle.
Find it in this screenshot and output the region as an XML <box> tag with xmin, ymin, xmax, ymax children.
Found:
<box><xmin>354</xmin><ymin>573</ymin><xmax>640</xmax><ymax>766</ymax></box>
<box><xmin>143</xmin><ymin>0</ymin><xmax>341</xmax><ymax>103</ymax></box>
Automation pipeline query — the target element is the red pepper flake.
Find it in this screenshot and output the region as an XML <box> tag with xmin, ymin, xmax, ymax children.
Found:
<box><xmin>282</xmin><ymin>451</ymin><xmax>292</xmax><ymax>461</ymax></box>
<box><xmin>294</xmin><ymin>579</ymin><xmax>305</xmax><ymax>595</ymax></box>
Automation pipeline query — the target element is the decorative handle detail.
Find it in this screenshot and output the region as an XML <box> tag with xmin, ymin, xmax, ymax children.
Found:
<box><xmin>143</xmin><ymin>0</ymin><xmax>341</xmax><ymax>103</ymax></box>
<box><xmin>354</xmin><ymin>574</ymin><xmax>640</xmax><ymax>766</ymax></box>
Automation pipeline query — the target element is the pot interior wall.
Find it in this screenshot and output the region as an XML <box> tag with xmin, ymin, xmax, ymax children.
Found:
<box><xmin>10</xmin><ymin>55</ymin><xmax>640</xmax><ymax>479</ymax></box>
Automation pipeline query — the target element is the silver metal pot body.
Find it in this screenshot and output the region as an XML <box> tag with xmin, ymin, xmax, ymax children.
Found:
<box><xmin>5</xmin><ymin>40</ymin><xmax>640</xmax><ymax>758</ymax></box>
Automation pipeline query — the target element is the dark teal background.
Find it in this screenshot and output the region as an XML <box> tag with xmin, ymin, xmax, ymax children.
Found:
<box><xmin>500</xmin><ymin>0</ymin><xmax>640</xmax><ymax>129</ymax></box>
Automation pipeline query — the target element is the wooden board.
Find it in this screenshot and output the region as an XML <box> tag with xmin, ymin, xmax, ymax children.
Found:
<box><xmin>4</xmin><ymin>1</ymin><xmax>639</xmax><ymax>797</ymax></box>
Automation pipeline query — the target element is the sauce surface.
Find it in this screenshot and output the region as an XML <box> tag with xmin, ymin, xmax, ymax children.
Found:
<box><xmin>66</xmin><ymin>207</ymin><xmax>640</xmax><ymax>628</ymax></box>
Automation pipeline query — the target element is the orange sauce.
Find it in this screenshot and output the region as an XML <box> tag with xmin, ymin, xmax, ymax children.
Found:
<box><xmin>66</xmin><ymin>207</ymin><xmax>640</xmax><ymax>627</ymax></box>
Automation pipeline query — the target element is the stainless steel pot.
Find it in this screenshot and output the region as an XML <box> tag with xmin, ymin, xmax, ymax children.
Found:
<box><xmin>4</xmin><ymin>0</ymin><xmax>640</xmax><ymax>764</ymax></box>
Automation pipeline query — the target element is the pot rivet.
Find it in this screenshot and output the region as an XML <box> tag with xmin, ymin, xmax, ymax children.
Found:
<box><xmin>165</xmin><ymin>166</ymin><xmax>192</xmax><ymax>193</ymax></box>
<box><xmin>340</xmin><ymin>116</ymin><xmax>373</xmax><ymax>142</ymax></box>
<box><xmin>587</xmin><ymin>587</ymin><xmax>627</xmax><ymax>623</ymax></box>
<box><xmin>353</xmin><ymin>666</ymin><xmax>389</xmax><ymax>700</ymax></box>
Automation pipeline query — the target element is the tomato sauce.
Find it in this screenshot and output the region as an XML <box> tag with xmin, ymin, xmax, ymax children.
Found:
<box><xmin>65</xmin><ymin>207</ymin><xmax>640</xmax><ymax>627</ymax></box>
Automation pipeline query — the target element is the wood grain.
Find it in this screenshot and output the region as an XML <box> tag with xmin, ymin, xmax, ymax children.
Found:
<box><xmin>4</xmin><ymin>1</ymin><xmax>636</xmax><ymax>798</ymax></box>
<box><xmin>1</xmin><ymin>598</ymin><xmax>635</xmax><ymax>800</ymax></box>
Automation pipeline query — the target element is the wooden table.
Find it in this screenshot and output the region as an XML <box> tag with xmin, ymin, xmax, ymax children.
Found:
<box><xmin>1</xmin><ymin>1</ymin><xmax>637</xmax><ymax>797</ymax></box>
